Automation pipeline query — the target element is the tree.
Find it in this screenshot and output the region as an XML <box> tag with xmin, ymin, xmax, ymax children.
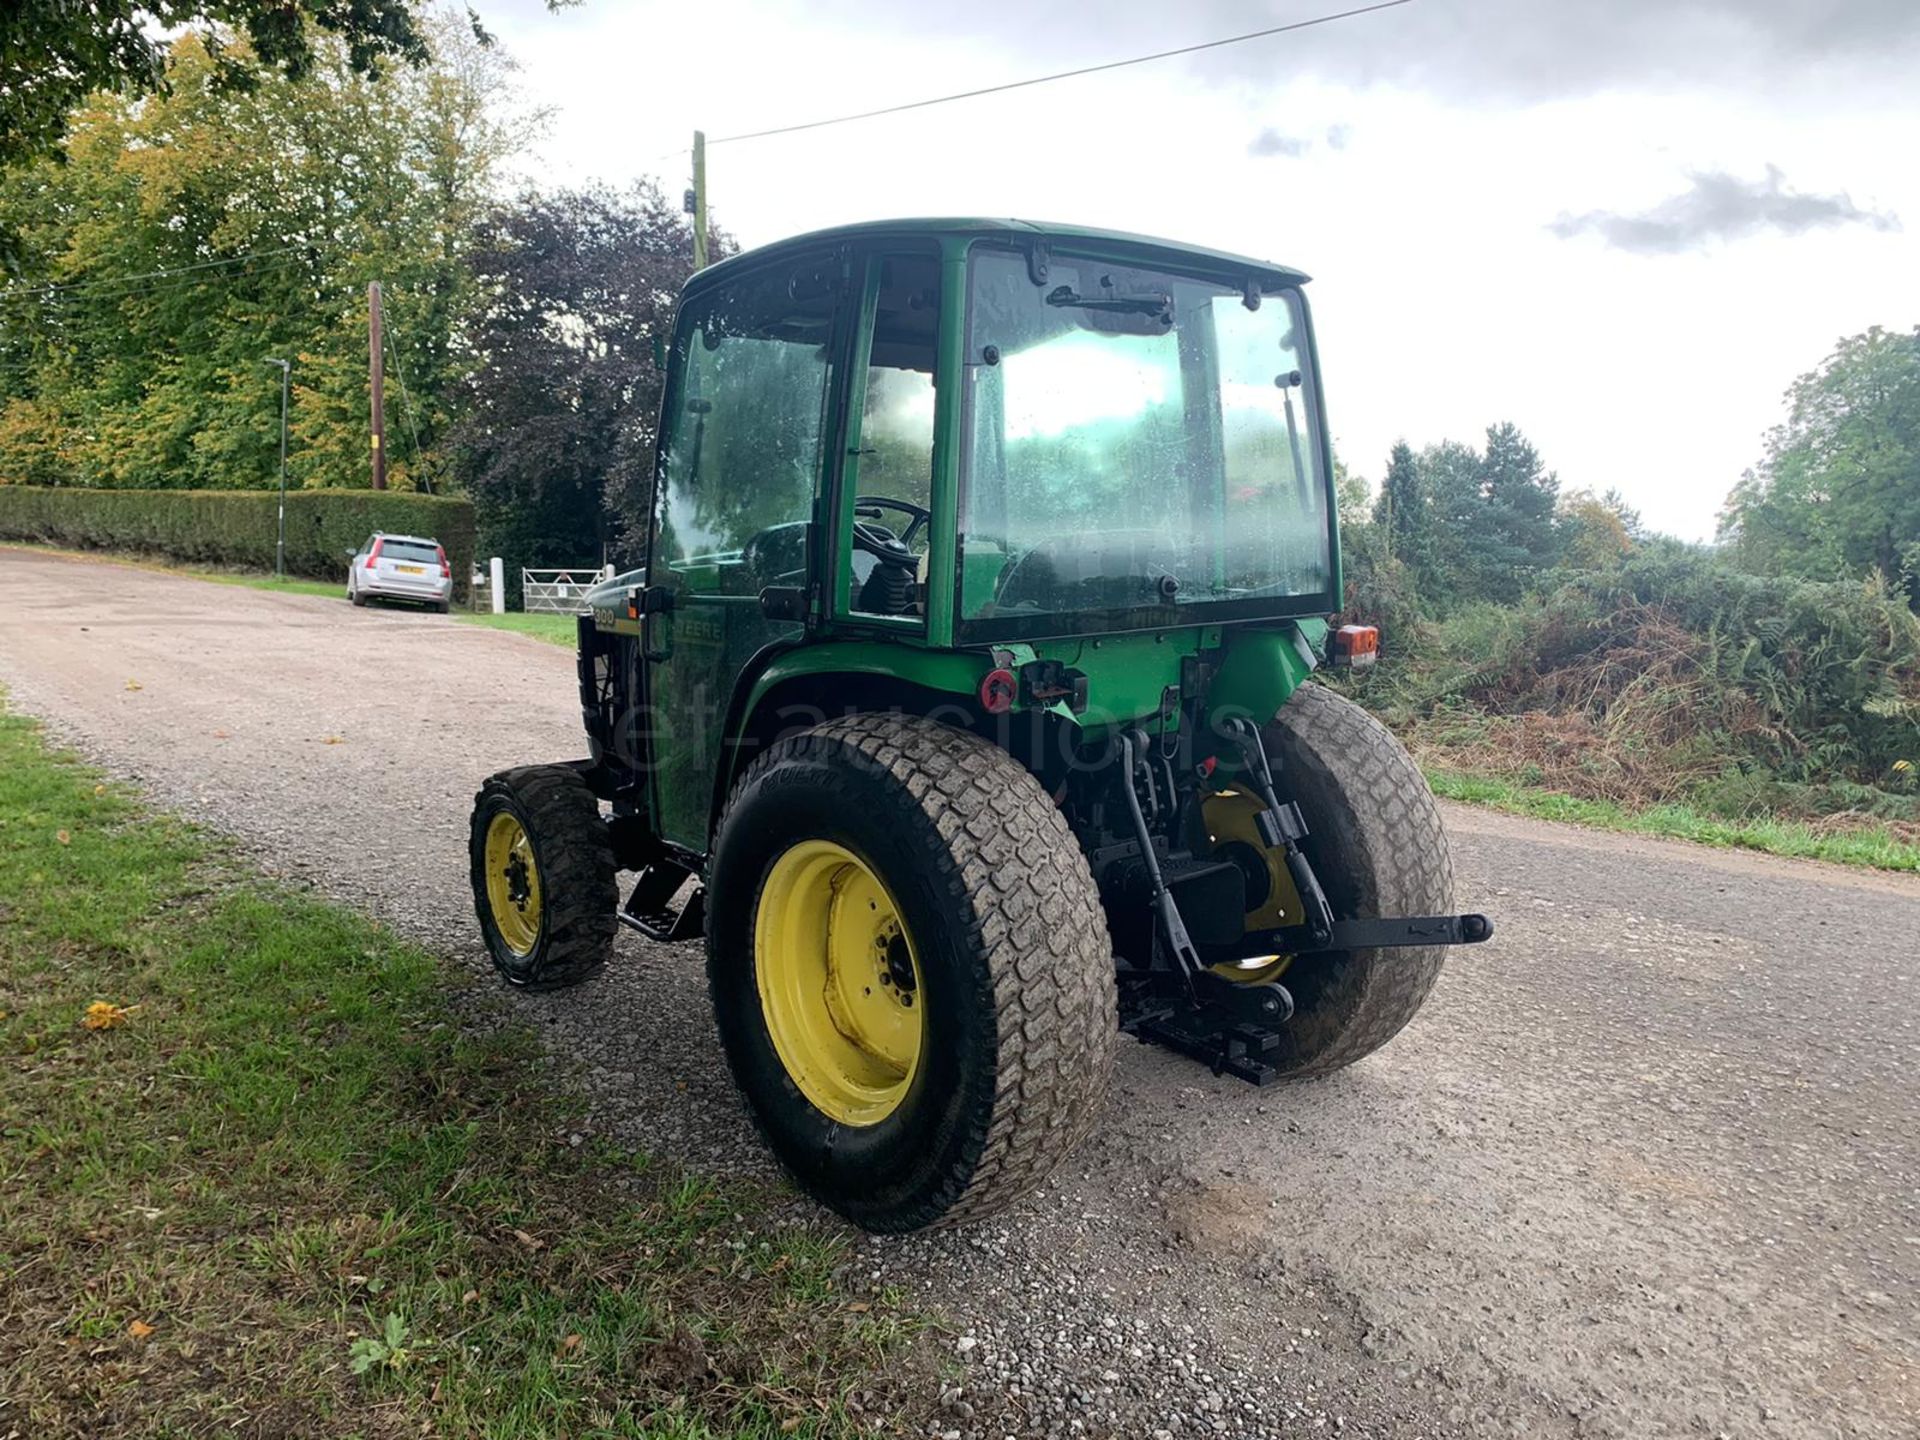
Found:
<box><xmin>0</xmin><ymin>18</ymin><xmax>531</xmax><ymax>492</ymax></box>
<box><xmin>447</xmin><ymin>182</ymin><xmax>716</xmax><ymax>583</ymax></box>
<box><xmin>1721</xmin><ymin>325</ymin><xmax>1920</xmax><ymax>605</ymax></box>
<box><xmin>1479</xmin><ymin>421</ymin><xmax>1561</xmax><ymax>586</ymax></box>
<box><xmin>0</xmin><ymin>2</ymin><xmax>431</xmax><ymax>171</ymax></box>
<box><xmin>1417</xmin><ymin>437</ymin><xmax>1491</xmax><ymax>606</ymax></box>
<box><xmin>1371</xmin><ymin>440</ymin><xmax>1432</xmax><ymax>571</ymax></box>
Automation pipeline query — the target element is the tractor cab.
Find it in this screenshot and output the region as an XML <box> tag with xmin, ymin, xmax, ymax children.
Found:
<box><xmin>592</xmin><ymin>221</ymin><xmax>1342</xmax><ymax>843</ymax></box>
<box><xmin>483</xmin><ymin>220</ymin><xmax>1491</xmax><ymax>1233</ymax></box>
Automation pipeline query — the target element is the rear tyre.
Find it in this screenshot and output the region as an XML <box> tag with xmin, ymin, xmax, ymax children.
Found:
<box><xmin>469</xmin><ymin>765</ymin><xmax>617</xmax><ymax>990</ymax></box>
<box><xmin>349</xmin><ymin>583</ymin><xmax>366</xmax><ymax>607</ymax></box>
<box><xmin>707</xmin><ymin>714</ymin><xmax>1116</xmax><ymax>1233</ymax></box>
<box><xmin>1257</xmin><ymin>683</ymin><xmax>1453</xmax><ymax>1078</ymax></box>
<box><xmin>434</xmin><ymin>600</ymin><xmax>451</xmax><ymax>614</ymax></box>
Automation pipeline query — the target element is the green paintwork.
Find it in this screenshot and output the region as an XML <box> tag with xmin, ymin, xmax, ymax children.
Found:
<box><xmin>1207</xmin><ymin>626</ymin><xmax>1319</xmax><ymax>731</ymax></box>
<box><xmin>1020</xmin><ymin>622</ymin><xmax>1316</xmax><ymax>738</ymax></box>
<box><xmin>1027</xmin><ymin>628</ymin><xmax>1218</xmax><ymax>731</ymax></box>
<box><xmin>743</xmin><ymin>639</ymin><xmax>997</xmax><ymax>708</ymax></box>
<box><xmin>716</xmin><ymin>639</ymin><xmax>999</xmax><ymax>811</ymax></box>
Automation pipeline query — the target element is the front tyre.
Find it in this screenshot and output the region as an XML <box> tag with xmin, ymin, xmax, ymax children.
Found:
<box><xmin>1256</xmin><ymin>683</ymin><xmax>1454</xmax><ymax>1077</ymax></box>
<box><xmin>707</xmin><ymin>714</ymin><xmax>1116</xmax><ymax>1233</ymax></box>
<box><xmin>469</xmin><ymin>765</ymin><xmax>617</xmax><ymax>990</ymax></box>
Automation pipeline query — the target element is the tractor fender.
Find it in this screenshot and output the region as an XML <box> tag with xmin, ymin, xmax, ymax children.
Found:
<box><xmin>709</xmin><ymin>639</ymin><xmax>1004</xmax><ymax>833</ymax></box>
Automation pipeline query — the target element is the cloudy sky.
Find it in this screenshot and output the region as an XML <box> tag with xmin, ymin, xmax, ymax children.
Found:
<box><xmin>485</xmin><ymin>0</ymin><xmax>1918</xmax><ymax>540</ymax></box>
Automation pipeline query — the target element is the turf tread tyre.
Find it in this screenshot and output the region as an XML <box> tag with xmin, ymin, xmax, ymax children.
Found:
<box><xmin>707</xmin><ymin>713</ymin><xmax>1117</xmax><ymax>1231</ymax></box>
<box><xmin>469</xmin><ymin>764</ymin><xmax>617</xmax><ymax>991</ymax></box>
<box><xmin>1262</xmin><ymin>683</ymin><xmax>1453</xmax><ymax>1078</ymax></box>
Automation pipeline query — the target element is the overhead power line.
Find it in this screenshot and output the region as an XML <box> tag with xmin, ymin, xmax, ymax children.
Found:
<box><xmin>707</xmin><ymin>0</ymin><xmax>1414</xmax><ymax>147</ymax></box>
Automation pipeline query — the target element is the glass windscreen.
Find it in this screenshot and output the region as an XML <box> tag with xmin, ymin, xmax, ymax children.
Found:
<box><xmin>959</xmin><ymin>248</ymin><xmax>1329</xmax><ymax>629</ymax></box>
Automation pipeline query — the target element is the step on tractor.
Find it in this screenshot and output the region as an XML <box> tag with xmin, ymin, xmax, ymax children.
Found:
<box><xmin>468</xmin><ymin>219</ymin><xmax>1492</xmax><ymax>1233</ymax></box>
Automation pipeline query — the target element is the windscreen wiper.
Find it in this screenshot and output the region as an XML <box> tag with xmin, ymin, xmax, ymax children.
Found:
<box><xmin>1045</xmin><ymin>284</ymin><xmax>1172</xmax><ymax>319</ymax></box>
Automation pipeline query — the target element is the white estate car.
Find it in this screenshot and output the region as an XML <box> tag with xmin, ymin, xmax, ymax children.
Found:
<box><xmin>346</xmin><ymin>532</ymin><xmax>453</xmax><ymax>613</ymax></box>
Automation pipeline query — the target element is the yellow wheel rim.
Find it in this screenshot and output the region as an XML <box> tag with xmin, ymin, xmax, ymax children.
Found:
<box><xmin>1202</xmin><ymin>788</ymin><xmax>1302</xmax><ymax>986</ymax></box>
<box><xmin>484</xmin><ymin>811</ymin><xmax>543</xmax><ymax>956</ymax></box>
<box><xmin>754</xmin><ymin>840</ymin><xmax>924</xmax><ymax>1127</ymax></box>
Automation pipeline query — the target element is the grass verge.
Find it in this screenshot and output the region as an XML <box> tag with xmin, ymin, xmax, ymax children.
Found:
<box><xmin>458</xmin><ymin>611</ymin><xmax>580</xmax><ymax>646</ymax></box>
<box><xmin>1426</xmin><ymin>766</ymin><xmax>1920</xmax><ymax>872</ymax></box>
<box><xmin>0</xmin><ymin>704</ymin><xmax>923</xmax><ymax>1439</ymax></box>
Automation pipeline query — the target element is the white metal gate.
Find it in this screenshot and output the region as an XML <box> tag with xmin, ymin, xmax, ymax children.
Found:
<box><xmin>521</xmin><ymin>566</ymin><xmax>611</xmax><ymax>614</ymax></box>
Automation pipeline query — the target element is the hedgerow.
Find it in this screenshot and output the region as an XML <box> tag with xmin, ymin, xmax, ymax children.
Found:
<box><xmin>0</xmin><ymin>486</ymin><xmax>474</xmax><ymax>597</ymax></box>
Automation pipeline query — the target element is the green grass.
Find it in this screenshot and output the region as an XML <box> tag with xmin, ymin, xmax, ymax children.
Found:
<box><xmin>0</xmin><ymin>703</ymin><xmax>924</xmax><ymax>1439</ymax></box>
<box><xmin>1426</xmin><ymin>766</ymin><xmax>1920</xmax><ymax>872</ymax></box>
<box><xmin>162</xmin><ymin>567</ymin><xmax>342</xmax><ymax>600</ymax></box>
<box><xmin>458</xmin><ymin>610</ymin><xmax>581</xmax><ymax>646</ymax></box>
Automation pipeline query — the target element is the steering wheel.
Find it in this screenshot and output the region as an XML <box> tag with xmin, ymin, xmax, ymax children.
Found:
<box><xmin>851</xmin><ymin>495</ymin><xmax>931</xmax><ymax>555</ymax></box>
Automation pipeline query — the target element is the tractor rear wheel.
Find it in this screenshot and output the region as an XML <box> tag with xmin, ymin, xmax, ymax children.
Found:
<box><xmin>706</xmin><ymin>713</ymin><xmax>1116</xmax><ymax>1232</ymax></box>
<box><xmin>1254</xmin><ymin>683</ymin><xmax>1454</xmax><ymax>1078</ymax></box>
<box><xmin>469</xmin><ymin>765</ymin><xmax>617</xmax><ymax>990</ymax></box>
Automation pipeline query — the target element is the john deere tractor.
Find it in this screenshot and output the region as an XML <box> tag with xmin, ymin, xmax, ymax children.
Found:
<box><xmin>468</xmin><ymin>219</ymin><xmax>1491</xmax><ymax>1233</ymax></box>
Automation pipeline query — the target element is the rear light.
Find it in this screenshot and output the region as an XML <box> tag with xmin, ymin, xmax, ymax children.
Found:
<box><xmin>1330</xmin><ymin>624</ymin><xmax>1379</xmax><ymax>670</ymax></box>
<box><xmin>436</xmin><ymin>544</ymin><xmax>450</xmax><ymax>578</ymax></box>
<box><xmin>367</xmin><ymin>538</ymin><xmax>384</xmax><ymax>569</ymax></box>
<box><xmin>978</xmin><ymin>667</ymin><xmax>1016</xmax><ymax>715</ymax></box>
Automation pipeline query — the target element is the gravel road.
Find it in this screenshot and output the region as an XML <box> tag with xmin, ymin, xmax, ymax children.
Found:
<box><xmin>3</xmin><ymin>547</ymin><xmax>1916</xmax><ymax>1440</ymax></box>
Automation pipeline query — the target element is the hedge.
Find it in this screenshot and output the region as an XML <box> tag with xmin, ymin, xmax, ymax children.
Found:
<box><xmin>0</xmin><ymin>486</ymin><xmax>475</xmax><ymax>600</ymax></box>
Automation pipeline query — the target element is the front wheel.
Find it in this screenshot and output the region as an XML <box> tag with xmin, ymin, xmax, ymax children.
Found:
<box><xmin>468</xmin><ymin>765</ymin><xmax>617</xmax><ymax>990</ymax></box>
<box><xmin>706</xmin><ymin>714</ymin><xmax>1117</xmax><ymax>1232</ymax></box>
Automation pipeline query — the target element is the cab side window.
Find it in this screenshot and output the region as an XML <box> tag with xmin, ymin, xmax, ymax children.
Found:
<box><xmin>846</xmin><ymin>252</ymin><xmax>940</xmax><ymax>619</ymax></box>
<box><xmin>657</xmin><ymin>254</ymin><xmax>839</xmax><ymax>595</ymax></box>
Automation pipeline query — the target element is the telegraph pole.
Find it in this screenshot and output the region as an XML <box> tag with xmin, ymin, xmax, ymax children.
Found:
<box><xmin>263</xmin><ymin>358</ymin><xmax>290</xmax><ymax>579</ymax></box>
<box><xmin>368</xmin><ymin>280</ymin><xmax>387</xmax><ymax>490</ymax></box>
<box><xmin>690</xmin><ymin>130</ymin><xmax>708</xmax><ymax>270</ymax></box>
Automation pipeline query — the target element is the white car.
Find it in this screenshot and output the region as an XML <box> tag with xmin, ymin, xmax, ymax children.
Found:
<box><xmin>346</xmin><ymin>532</ymin><xmax>453</xmax><ymax>613</ymax></box>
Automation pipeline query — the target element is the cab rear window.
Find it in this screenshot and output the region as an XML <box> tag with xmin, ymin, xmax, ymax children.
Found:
<box><xmin>381</xmin><ymin>541</ymin><xmax>439</xmax><ymax>564</ymax></box>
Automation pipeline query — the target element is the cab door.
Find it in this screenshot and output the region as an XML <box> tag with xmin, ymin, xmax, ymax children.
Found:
<box><xmin>644</xmin><ymin>249</ymin><xmax>848</xmax><ymax>852</ymax></box>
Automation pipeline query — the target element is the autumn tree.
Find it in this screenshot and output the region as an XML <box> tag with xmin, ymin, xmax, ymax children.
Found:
<box><xmin>1558</xmin><ymin>489</ymin><xmax>1636</xmax><ymax>570</ymax></box>
<box><xmin>0</xmin><ymin>17</ymin><xmax>531</xmax><ymax>492</ymax></box>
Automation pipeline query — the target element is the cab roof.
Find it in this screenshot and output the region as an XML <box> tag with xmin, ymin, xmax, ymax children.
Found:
<box><xmin>683</xmin><ymin>218</ymin><xmax>1312</xmax><ymax>297</ymax></box>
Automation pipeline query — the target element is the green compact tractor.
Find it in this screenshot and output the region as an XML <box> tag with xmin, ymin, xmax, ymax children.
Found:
<box><xmin>468</xmin><ymin>219</ymin><xmax>1491</xmax><ymax>1233</ymax></box>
